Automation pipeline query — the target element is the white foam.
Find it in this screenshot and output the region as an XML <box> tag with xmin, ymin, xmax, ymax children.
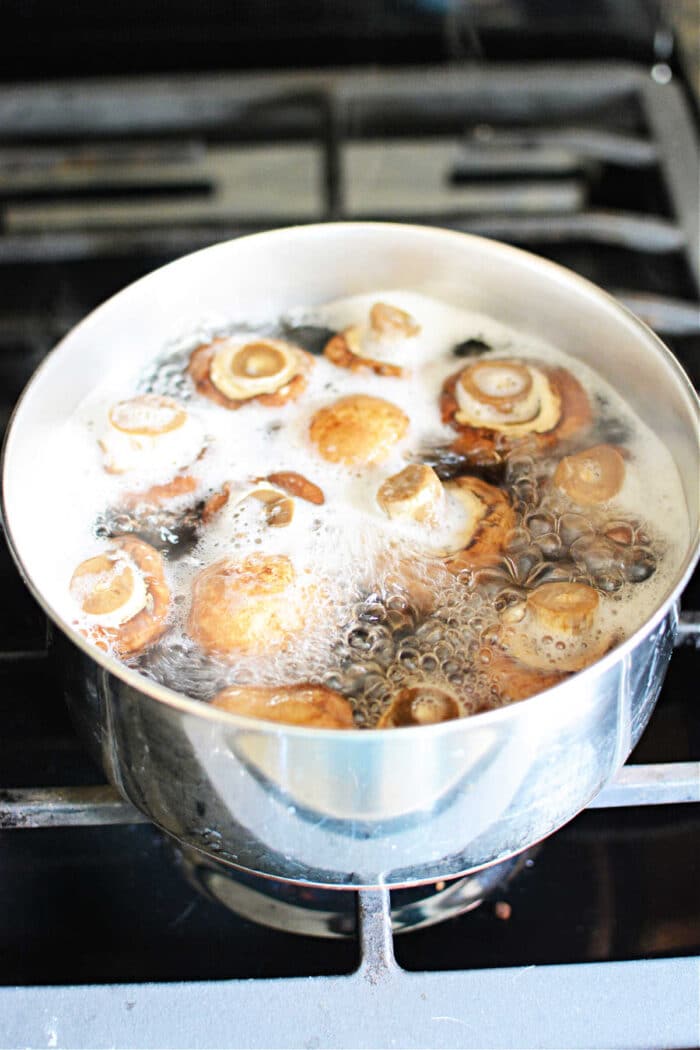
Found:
<box><xmin>43</xmin><ymin>289</ymin><xmax>690</xmax><ymax>719</ymax></box>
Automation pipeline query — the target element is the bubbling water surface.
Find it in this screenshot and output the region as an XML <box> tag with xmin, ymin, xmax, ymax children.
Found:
<box><xmin>51</xmin><ymin>290</ymin><xmax>690</xmax><ymax>727</ymax></box>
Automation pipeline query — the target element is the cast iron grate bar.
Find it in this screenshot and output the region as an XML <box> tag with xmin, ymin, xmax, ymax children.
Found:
<box><xmin>0</xmin><ymin>210</ymin><xmax>689</xmax><ymax>264</ymax></box>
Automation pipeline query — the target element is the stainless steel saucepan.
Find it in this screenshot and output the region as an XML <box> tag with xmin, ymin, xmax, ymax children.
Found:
<box><xmin>3</xmin><ymin>223</ymin><xmax>698</xmax><ymax>888</ymax></box>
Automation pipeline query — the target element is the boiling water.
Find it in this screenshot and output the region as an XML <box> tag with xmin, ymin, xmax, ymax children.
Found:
<box><xmin>50</xmin><ymin>290</ymin><xmax>690</xmax><ymax>725</ymax></box>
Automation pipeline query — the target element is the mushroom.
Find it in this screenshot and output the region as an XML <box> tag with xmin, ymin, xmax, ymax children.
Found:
<box><xmin>201</xmin><ymin>482</ymin><xmax>295</xmax><ymax>531</ymax></box>
<box><xmin>99</xmin><ymin>394</ymin><xmax>205</xmax><ymax>475</ymax></box>
<box><xmin>442</xmin><ymin>476</ymin><xmax>516</xmax><ymax>570</ymax></box>
<box><xmin>499</xmin><ymin>581</ymin><xmax>616</xmax><ymax>673</ymax></box>
<box><xmin>369</xmin><ymin>302</ymin><xmax>420</xmax><ymax>339</ymax></box>
<box><xmin>309</xmin><ymin>394</ymin><xmax>409</xmax><ymax>466</ymax></box>
<box><xmin>212</xmin><ymin>683</ymin><xmax>354</xmax><ymax>729</ymax></box>
<box><xmin>378</xmin><ymin>686</ymin><xmax>461</xmax><ymax>728</ymax></box>
<box><xmin>188</xmin><ymin>336</ymin><xmax>312</xmax><ymax>409</ymax></box>
<box><xmin>187</xmin><ymin>553</ymin><xmax>312</xmax><ymax>657</ymax></box>
<box><xmin>554</xmin><ymin>444</ymin><xmax>626</xmax><ymax>505</ymax></box>
<box><xmin>70</xmin><ymin>536</ymin><xmax>170</xmax><ymax>656</ymax></box>
<box><xmin>377</xmin><ymin>464</ymin><xmax>443</xmax><ymax>524</ymax></box>
<box><xmin>484</xmin><ymin>649</ymin><xmax>567</xmax><ymax>703</ymax></box>
<box><xmin>266</xmin><ymin>471</ymin><xmax>325</xmax><ymax>505</ymax></box>
<box><xmin>441</xmin><ymin>357</ymin><xmax>591</xmax><ymax>467</ymax></box>
<box><xmin>323</xmin><ymin>301</ymin><xmax>420</xmax><ymax>377</ymax></box>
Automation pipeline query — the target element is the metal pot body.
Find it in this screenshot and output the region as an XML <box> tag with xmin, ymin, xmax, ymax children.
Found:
<box><xmin>4</xmin><ymin>224</ymin><xmax>699</xmax><ymax>887</ymax></box>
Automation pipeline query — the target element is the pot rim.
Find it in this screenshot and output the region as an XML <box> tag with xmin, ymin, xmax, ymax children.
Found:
<box><xmin>2</xmin><ymin>221</ymin><xmax>699</xmax><ymax>740</ymax></box>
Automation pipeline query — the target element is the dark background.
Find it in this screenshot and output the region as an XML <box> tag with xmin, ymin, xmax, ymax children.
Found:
<box><xmin>0</xmin><ymin>1</ymin><xmax>673</xmax><ymax>80</ymax></box>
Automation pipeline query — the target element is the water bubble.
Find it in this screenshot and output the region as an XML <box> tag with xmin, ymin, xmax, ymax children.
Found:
<box><xmin>623</xmin><ymin>547</ymin><xmax>657</xmax><ymax>583</ymax></box>
<box><xmin>536</xmin><ymin>532</ymin><xmax>562</xmax><ymax>560</ymax></box>
<box><xmin>526</xmin><ymin>511</ymin><xmax>556</xmax><ymax>538</ymax></box>
<box><xmin>559</xmin><ymin>513</ymin><xmax>595</xmax><ymax>548</ymax></box>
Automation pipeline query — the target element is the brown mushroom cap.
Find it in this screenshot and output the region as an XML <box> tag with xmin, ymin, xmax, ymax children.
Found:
<box><xmin>309</xmin><ymin>394</ymin><xmax>409</xmax><ymax>466</ymax></box>
<box><xmin>122</xmin><ymin>473</ymin><xmax>198</xmax><ymax>510</ymax></box>
<box><xmin>188</xmin><ymin>554</ymin><xmax>309</xmax><ymax>657</ymax></box>
<box><xmin>212</xmin><ymin>683</ymin><xmax>354</xmax><ymax>729</ymax></box>
<box><xmin>554</xmin><ymin>444</ymin><xmax>626</xmax><ymax>505</ymax></box>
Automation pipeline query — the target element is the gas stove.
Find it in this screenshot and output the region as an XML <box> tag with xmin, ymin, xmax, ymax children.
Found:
<box><xmin>0</xmin><ymin>50</ymin><xmax>698</xmax><ymax>1050</ymax></box>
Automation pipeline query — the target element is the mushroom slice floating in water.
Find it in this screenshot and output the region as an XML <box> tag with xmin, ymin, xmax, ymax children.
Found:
<box><xmin>70</xmin><ymin>536</ymin><xmax>170</xmax><ymax>656</ymax></box>
<box><xmin>188</xmin><ymin>336</ymin><xmax>312</xmax><ymax>409</ymax></box>
<box><xmin>554</xmin><ymin>444</ymin><xmax>626</xmax><ymax>505</ymax></box>
<box><xmin>187</xmin><ymin>553</ymin><xmax>313</xmax><ymax>657</ymax></box>
<box><xmin>323</xmin><ymin>301</ymin><xmax>420</xmax><ymax>377</ymax></box>
<box><xmin>441</xmin><ymin>357</ymin><xmax>591</xmax><ymax>467</ymax></box>
<box><xmin>99</xmin><ymin>394</ymin><xmax>205</xmax><ymax>476</ymax></box>
<box><xmin>499</xmin><ymin>581</ymin><xmax>616</xmax><ymax>673</ymax></box>
<box><xmin>266</xmin><ymin>471</ymin><xmax>325</xmax><ymax>505</ymax></box>
<box><xmin>309</xmin><ymin>394</ymin><xmax>409</xmax><ymax>466</ymax></box>
<box><xmin>212</xmin><ymin>683</ymin><xmax>354</xmax><ymax>729</ymax></box>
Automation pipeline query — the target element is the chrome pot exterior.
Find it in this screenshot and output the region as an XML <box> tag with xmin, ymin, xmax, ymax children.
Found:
<box><xmin>4</xmin><ymin>224</ymin><xmax>699</xmax><ymax>888</ymax></box>
<box><xmin>56</xmin><ymin>609</ymin><xmax>676</xmax><ymax>886</ymax></box>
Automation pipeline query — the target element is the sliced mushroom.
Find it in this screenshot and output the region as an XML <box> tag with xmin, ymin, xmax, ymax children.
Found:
<box><xmin>377</xmin><ymin>464</ymin><xmax>443</xmax><ymax>524</ymax></box>
<box><xmin>99</xmin><ymin>394</ymin><xmax>204</xmax><ymax>475</ymax></box>
<box><xmin>309</xmin><ymin>394</ymin><xmax>409</xmax><ymax>466</ymax></box>
<box><xmin>378</xmin><ymin>686</ymin><xmax>461</xmax><ymax>728</ymax></box>
<box><xmin>212</xmin><ymin>683</ymin><xmax>354</xmax><ymax>729</ymax></box>
<box><xmin>554</xmin><ymin>444</ymin><xmax>626</xmax><ymax>505</ymax></box>
<box><xmin>70</xmin><ymin>536</ymin><xmax>170</xmax><ymax>656</ymax></box>
<box><xmin>266</xmin><ymin>471</ymin><xmax>325</xmax><ymax>505</ymax></box>
<box><xmin>188</xmin><ymin>336</ymin><xmax>311</xmax><ymax>409</ymax></box>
